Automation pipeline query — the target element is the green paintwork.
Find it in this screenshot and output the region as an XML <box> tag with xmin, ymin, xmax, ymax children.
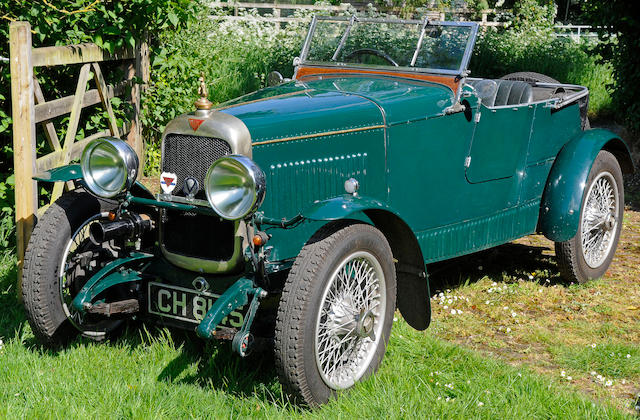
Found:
<box><xmin>71</xmin><ymin>252</ymin><xmax>153</xmax><ymax>312</ymax></box>
<box><xmin>33</xmin><ymin>164</ymin><xmax>82</xmax><ymax>182</ymax></box>
<box><xmin>127</xmin><ymin>193</ymin><xmax>218</xmax><ymax>216</ymax></box>
<box><xmin>302</xmin><ymin>194</ymin><xmax>399</xmax><ymax>221</ymax></box>
<box><xmin>39</xmin><ymin>65</ymin><xmax>634</xmax><ymax>336</ymax></box>
<box><xmin>539</xmin><ymin>129</ymin><xmax>628</xmax><ymax>242</ymax></box>
<box><xmin>195</xmin><ymin>277</ymin><xmax>262</xmax><ymax>339</ymax></box>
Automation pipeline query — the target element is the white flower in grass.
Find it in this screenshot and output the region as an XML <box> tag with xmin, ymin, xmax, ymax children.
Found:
<box><xmin>444</xmin><ymin>306</ymin><xmax>449</xmax><ymax>310</ymax></box>
<box><xmin>591</xmin><ymin>343</ymin><xmax>597</xmax><ymax>348</ymax></box>
<box><xmin>485</xmin><ymin>300</ymin><xmax>490</xmax><ymax>305</ymax></box>
<box><xmin>457</xmin><ymin>309</ymin><xmax>463</xmax><ymax>315</ymax></box>
<box><xmin>605</xmin><ymin>380</ymin><xmax>613</xmax><ymax>387</ymax></box>
<box><xmin>627</xmin><ymin>354</ymin><xmax>631</xmax><ymax>359</ymax></box>
<box><xmin>528</xmin><ymin>275</ymin><xmax>534</xmax><ymax>280</ymax></box>
<box><xmin>492</xmin><ymin>282</ymin><xmax>497</xmax><ymax>286</ymax></box>
<box><xmin>506</xmin><ymin>327</ymin><xmax>512</xmax><ymax>333</ymax></box>
<box><xmin>590</xmin><ymin>371</ymin><xmax>597</xmax><ymax>376</ymax></box>
<box><xmin>561</xmin><ymin>371</ymin><xmax>566</xmax><ymax>377</ymax></box>
<box><xmin>511</xmin><ymin>312</ymin><xmax>517</xmax><ymax>318</ymax></box>
<box><xmin>477</xmin><ymin>401</ymin><xmax>484</xmax><ymax>407</ymax></box>
<box><xmin>0</xmin><ymin>338</ymin><xmax>3</xmax><ymax>350</ymax></box>
<box><xmin>567</xmin><ymin>376</ymin><xmax>572</xmax><ymax>381</ymax></box>
<box><xmin>451</xmin><ymin>309</ymin><xmax>457</xmax><ymax>315</ymax></box>
<box><xmin>503</xmin><ymin>306</ymin><xmax>509</xmax><ymax>311</ymax></box>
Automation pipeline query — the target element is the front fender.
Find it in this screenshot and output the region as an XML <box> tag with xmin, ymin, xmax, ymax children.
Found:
<box><xmin>33</xmin><ymin>164</ymin><xmax>82</xmax><ymax>182</ymax></box>
<box><xmin>539</xmin><ymin>129</ymin><xmax>633</xmax><ymax>242</ymax></box>
<box><xmin>302</xmin><ymin>194</ymin><xmax>397</xmax><ymax>221</ymax></box>
<box><xmin>33</xmin><ymin>164</ymin><xmax>155</xmax><ymax>200</ymax></box>
<box><xmin>302</xmin><ymin>195</ymin><xmax>432</xmax><ymax>331</ymax></box>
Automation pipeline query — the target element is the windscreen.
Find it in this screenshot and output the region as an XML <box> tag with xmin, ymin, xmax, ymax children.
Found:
<box><xmin>303</xmin><ymin>18</ymin><xmax>476</xmax><ymax>74</ymax></box>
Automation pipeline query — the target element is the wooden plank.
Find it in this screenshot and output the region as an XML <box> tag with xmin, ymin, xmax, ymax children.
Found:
<box><xmin>33</xmin><ymin>77</ymin><xmax>62</xmax><ymax>151</ymax></box>
<box><xmin>51</xmin><ymin>64</ymin><xmax>91</xmax><ymax>202</ymax></box>
<box><xmin>10</xmin><ymin>21</ymin><xmax>37</xmax><ymax>288</ymax></box>
<box><xmin>32</xmin><ymin>43</ymin><xmax>134</xmax><ymax>67</ymax></box>
<box><xmin>127</xmin><ymin>41</ymin><xmax>149</xmax><ymax>164</ymax></box>
<box><xmin>91</xmin><ymin>63</ymin><xmax>119</xmax><ymax>137</ymax></box>
<box><xmin>210</xmin><ymin>1</ymin><xmax>349</xmax><ymax>10</ymax></box>
<box><xmin>34</xmin><ymin>80</ymin><xmax>130</xmax><ymax>123</ymax></box>
<box><xmin>36</xmin><ymin>126</ymin><xmax>126</xmax><ymax>172</ymax></box>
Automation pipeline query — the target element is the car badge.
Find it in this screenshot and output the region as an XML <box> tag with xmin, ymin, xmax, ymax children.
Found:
<box><xmin>160</xmin><ymin>172</ymin><xmax>177</xmax><ymax>194</ymax></box>
<box><xmin>188</xmin><ymin>118</ymin><xmax>205</xmax><ymax>131</ymax></box>
<box><xmin>182</xmin><ymin>176</ymin><xmax>200</xmax><ymax>198</ymax></box>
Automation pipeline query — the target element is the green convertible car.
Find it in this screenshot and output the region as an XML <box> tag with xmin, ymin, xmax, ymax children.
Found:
<box><xmin>24</xmin><ymin>16</ymin><xmax>633</xmax><ymax>405</ymax></box>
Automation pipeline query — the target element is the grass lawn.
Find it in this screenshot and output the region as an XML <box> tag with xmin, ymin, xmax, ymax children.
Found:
<box><xmin>1</xmin><ymin>210</ymin><xmax>639</xmax><ymax>418</ymax></box>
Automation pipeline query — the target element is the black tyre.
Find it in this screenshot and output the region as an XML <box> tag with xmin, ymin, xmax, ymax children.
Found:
<box><xmin>501</xmin><ymin>71</ymin><xmax>590</xmax><ymax>130</ymax></box>
<box><xmin>500</xmin><ymin>71</ymin><xmax>560</xmax><ymax>84</ymax></box>
<box><xmin>555</xmin><ymin>151</ymin><xmax>624</xmax><ymax>283</ymax></box>
<box><xmin>274</xmin><ymin>222</ymin><xmax>396</xmax><ymax>406</ymax></box>
<box><xmin>22</xmin><ymin>190</ymin><xmax>124</xmax><ymax>346</ymax></box>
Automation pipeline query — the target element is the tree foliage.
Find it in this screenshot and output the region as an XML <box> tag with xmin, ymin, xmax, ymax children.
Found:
<box><xmin>582</xmin><ymin>0</ymin><xmax>640</xmax><ymax>136</ymax></box>
<box><xmin>0</xmin><ymin>0</ymin><xmax>198</xmax><ymax>248</ymax></box>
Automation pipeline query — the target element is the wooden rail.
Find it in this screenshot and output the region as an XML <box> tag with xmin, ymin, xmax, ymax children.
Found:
<box><xmin>209</xmin><ymin>2</ymin><xmax>505</xmax><ymax>26</ymax></box>
<box><xmin>10</xmin><ymin>21</ymin><xmax>149</xmax><ymax>285</ymax></box>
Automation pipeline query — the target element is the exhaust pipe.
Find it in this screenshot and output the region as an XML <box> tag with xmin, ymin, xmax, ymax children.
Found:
<box><xmin>90</xmin><ymin>213</ymin><xmax>153</xmax><ymax>243</ymax></box>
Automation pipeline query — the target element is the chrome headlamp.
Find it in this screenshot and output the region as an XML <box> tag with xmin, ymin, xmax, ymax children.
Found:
<box><xmin>204</xmin><ymin>155</ymin><xmax>266</xmax><ymax>220</ymax></box>
<box><xmin>80</xmin><ymin>137</ymin><xmax>139</xmax><ymax>198</ymax></box>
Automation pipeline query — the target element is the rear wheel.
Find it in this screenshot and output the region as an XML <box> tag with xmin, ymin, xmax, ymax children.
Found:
<box><xmin>274</xmin><ymin>222</ymin><xmax>396</xmax><ymax>406</ymax></box>
<box><xmin>555</xmin><ymin>151</ymin><xmax>624</xmax><ymax>283</ymax></box>
<box><xmin>22</xmin><ymin>191</ymin><xmax>124</xmax><ymax>346</ymax></box>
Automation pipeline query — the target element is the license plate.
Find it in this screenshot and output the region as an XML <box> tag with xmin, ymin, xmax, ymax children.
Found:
<box><xmin>148</xmin><ymin>282</ymin><xmax>245</xmax><ymax>328</ymax></box>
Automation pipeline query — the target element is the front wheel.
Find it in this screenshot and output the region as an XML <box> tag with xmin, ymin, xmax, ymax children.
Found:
<box><xmin>22</xmin><ymin>190</ymin><xmax>125</xmax><ymax>346</ymax></box>
<box><xmin>555</xmin><ymin>150</ymin><xmax>624</xmax><ymax>283</ymax></box>
<box><xmin>274</xmin><ymin>222</ymin><xmax>396</xmax><ymax>406</ymax></box>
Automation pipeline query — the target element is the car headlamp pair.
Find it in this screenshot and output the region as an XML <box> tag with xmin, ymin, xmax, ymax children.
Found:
<box><xmin>81</xmin><ymin>138</ymin><xmax>265</xmax><ymax>220</ymax></box>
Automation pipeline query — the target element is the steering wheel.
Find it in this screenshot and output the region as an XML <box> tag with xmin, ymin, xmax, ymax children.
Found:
<box><xmin>343</xmin><ymin>48</ymin><xmax>399</xmax><ymax>67</ymax></box>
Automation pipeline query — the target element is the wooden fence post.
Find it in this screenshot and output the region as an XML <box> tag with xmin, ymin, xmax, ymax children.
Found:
<box><xmin>10</xmin><ymin>21</ymin><xmax>37</xmax><ymax>289</ymax></box>
<box><xmin>127</xmin><ymin>40</ymin><xmax>149</xmax><ymax>165</ymax></box>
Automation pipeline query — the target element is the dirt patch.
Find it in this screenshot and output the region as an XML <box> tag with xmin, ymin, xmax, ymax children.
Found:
<box><xmin>427</xmin><ymin>203</ymin><xmax>640</xmax><ymax>413</ymax></box>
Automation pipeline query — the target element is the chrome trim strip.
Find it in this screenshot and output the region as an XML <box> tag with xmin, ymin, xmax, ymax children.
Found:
<box><xmin>332</xmin><ymin>15</ymin><xmax>357</xmax><ymax>61</ymax></box>
<box><xmin>410</xmin><ymin>17</ymin><xmax>429</xmax><ymax>67</ymax></box>
<box><xmin>252</xmin><ymin>124</ymin><xmax>385</xmax><ymax>146</ymax></box>
<box><xmin>157</xmin><ymin>194</ymin><xmax>210</xmax><ymax>208</ymax></box>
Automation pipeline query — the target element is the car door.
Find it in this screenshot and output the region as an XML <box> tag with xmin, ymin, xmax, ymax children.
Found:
<box><xmin>465</xmin><ymin>104</ymin><xmax>534</xmax><ymax>185</ymax></box>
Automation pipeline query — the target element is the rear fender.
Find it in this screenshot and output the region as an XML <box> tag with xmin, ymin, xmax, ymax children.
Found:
<box><xmin>539</xmin><ymin>129</ymin><xmax>633</xmax><ymax>242</ymax></box>
<box><xmin>303</xmin><ymin>195</ymin><xmax>431</xmax><ymax>330</ymax></box>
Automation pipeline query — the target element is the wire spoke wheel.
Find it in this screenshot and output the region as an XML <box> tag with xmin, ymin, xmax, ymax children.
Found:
<box><xmin>22</xmin><ymin>191</ymin><xmax>124</xmax><ymax>345</ymax></box>
<box><xmin>59</xmin><ymin>213</ymin><xmax>120</xmax><ymax>336</ymax></box>
<box><xmin>554</xmin><ymin>151</ymin><xmax>624</xmax><ymax>284</ymax></box>
<box><xmin>580</xmin><ymin>172</ymin><xmax>619</xmax><ymax>268</ymax></box>
<box><xmin>275</xmin><ymin>223</ymin><xmax>396</xmax><ymax>406</ymax></box>
<box><xmin>315</xmin><ymin>251</ymin><xmax>386</xmax><ymax>389</ymax></box>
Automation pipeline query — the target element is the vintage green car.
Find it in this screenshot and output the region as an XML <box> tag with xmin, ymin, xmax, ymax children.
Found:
<box><xmin>23</xmin><ymin>16</ymin><xmax>633</xmax><ymax>406</ymax></box>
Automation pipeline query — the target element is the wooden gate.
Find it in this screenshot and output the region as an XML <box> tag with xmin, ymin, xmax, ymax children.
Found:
<box><xmin>9</xmin><ymin>21</ymin><xmax>149</xmax><ymax>284</ymax></box>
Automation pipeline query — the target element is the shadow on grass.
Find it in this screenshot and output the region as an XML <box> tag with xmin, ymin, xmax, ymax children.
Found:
<box><xmin>0</xmin><ymin>255</ymin><xmax>285</xmax><ymax>406</ymax></box>
<box><xmin>427</xmin><ymin>242</ymin><xmax>564</xmax><ymax>295</ymax></box>
<box><xmin>155</xmin><ymin>332</ymin><xmax>286</xmax><ymax>403</ymax></box>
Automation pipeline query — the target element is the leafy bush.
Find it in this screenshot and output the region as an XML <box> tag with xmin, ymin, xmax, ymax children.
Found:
<box><xmin>583</xmin><ymin>0</ymin><xmax>640</xmax><ymax>138</ymax></box>
<box><xmin>470</xmin><ymin>3</ymin><xmax>614</xmax><ymax>120</ymax></box>
<box><xmin>141</xmin><ymin>6</ymin><xmax>330</xmax><ymax>175</ymax></box>
<box><xmin>0</xmin><ymin>0</ymin><xmax>198</xmax><ymax>250</ymax></box>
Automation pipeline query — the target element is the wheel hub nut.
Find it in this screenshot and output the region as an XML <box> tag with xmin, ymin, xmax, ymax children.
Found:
<box><xmin>604</xmin><ymin>214</ymin><xmax>616</xmax><ymax>231</ymax></box>
<box><xmin>355</xmin><ymin>310</ymin><xmax>375</xmax><ymax>338</ymax></box>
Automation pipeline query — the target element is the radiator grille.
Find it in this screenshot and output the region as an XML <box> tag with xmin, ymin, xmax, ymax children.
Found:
<box><xmin>161</xmin><ymin>133</ymin><xmax>234</xmax><ymax>264</ymax></box>
<box><xmin>162</xmin><ymin>134</ymin><xmax>232</xmax><ymax>195</ymax></box>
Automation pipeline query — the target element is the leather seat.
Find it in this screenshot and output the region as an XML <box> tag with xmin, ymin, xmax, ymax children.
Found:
<box><xmin>467</xmin><ymin>79</ymin><xmax>533</xmax><ymax>107</ymax></box>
